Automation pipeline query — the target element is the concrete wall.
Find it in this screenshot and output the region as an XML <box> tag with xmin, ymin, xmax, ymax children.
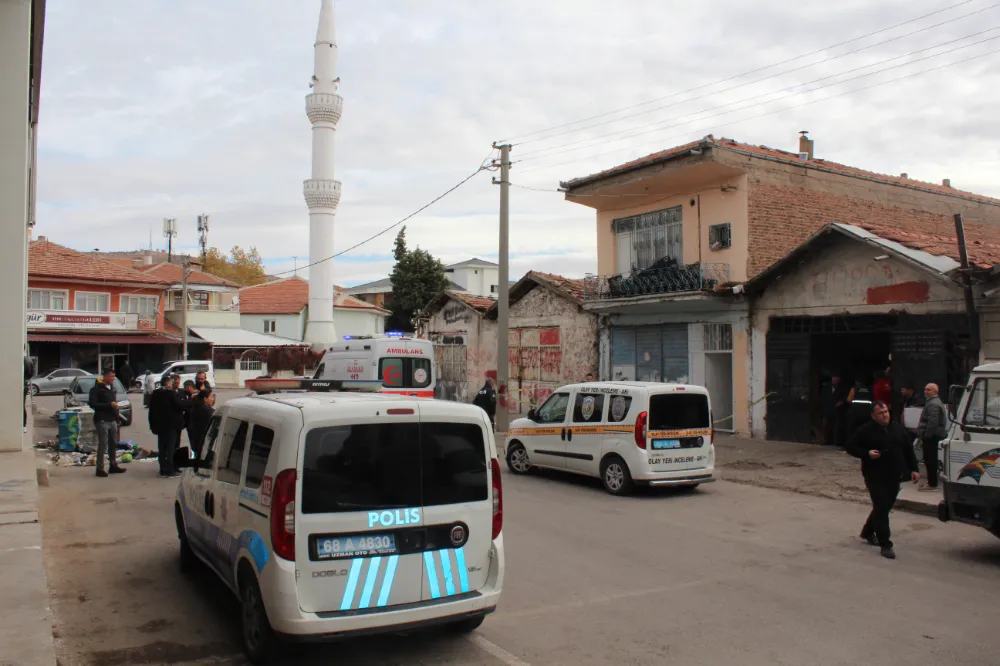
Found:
<box><xmin>1</xmin><ymin>0</ymin><xmax>32</xmax><ymax>452</ymax></box>
<box><xmin>167</xmin><ymin>309</ymin><xmax>241</xmax><ymax>329</ymax></box>
<box><xmin>450</xmin><ymin>266</ymin><xmax>499</xmax><ymax>297</ymax></box>
<box><xmin>334</xmin><ymin>308</ymin><xmax>385</xmax><ymax>337</ymax></box>
<box><xmin>240</xmin><ymin>312</ymin><xmax>305</xmax><ymax>341</ymax></box>
<box><xmin>422</xmin><ymin>299</ymin><xmax>497</xmax><ymax>402</ymax></box>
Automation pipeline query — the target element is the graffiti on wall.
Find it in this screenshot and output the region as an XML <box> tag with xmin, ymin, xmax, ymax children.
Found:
<box><xmin>443</xmin><ymin>303</ymin><xmax>471</xmax><ymax>325</ymax></box>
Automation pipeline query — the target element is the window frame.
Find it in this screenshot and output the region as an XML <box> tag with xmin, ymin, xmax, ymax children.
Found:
<box><xmin>572</xmin><ymin>392</ymin><xmax>606</xmax><ymax>424</ymax></box>
<box><xmin>708</xmin><ymin>222</ymin><xmax>732</xmax><ymax>250</ymax></box>
<box><xmin>119</xmin><ymin>294</ymin><xmax>159</xmax><ymax>317</ymax></box>
<box><xmin>27</xmin><ymin>288</ymin><xmax>68</xmax><ymax>311</ymax></box>
<box><xmin>611</xmin><ymin>205</ymin><xmax>683</xmax><ymax>273</ymax></box>
<box><xmin>197</xmin><ymin>415</ymin><xmax>224</xmax><ymax>478</ymax></box>
<box><xmin>534</xmin><ymin>391</ymin><xmax>571</xmax><ymax>424</ymax></box>
<box><xmin>215</xmin><ymin>418</ymin><xmax>250</xmax><ymax>486</ymax></box>
<box><xmin>962</xmin><ymin>377</ymin><xmax>1000</xmax><ymax>431</ymax></box>
<box><xmin>263</xmin><ymin>319</ymin><xmax>276</xmax><ymax>334</ymax></box>
<box><xmin>243</xmin><ymin>424</ymin><xmax>275</xmax><ymax>490</ymax></box>
<box><xmin>74</xmin><ymin>291</ymin><xmax>111</xmax><ymax>312</ymax></box>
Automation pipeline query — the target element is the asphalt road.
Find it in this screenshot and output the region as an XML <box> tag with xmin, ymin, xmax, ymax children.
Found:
<box><xmin>33</xmin><ymin>391</ymin><xmax>1000</xmax><ymax>666</ymax></box>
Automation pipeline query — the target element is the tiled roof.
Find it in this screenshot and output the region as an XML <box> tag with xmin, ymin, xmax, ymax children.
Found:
<box><xmin>29</xmin><ymin>240</ymin><xmax>168</xmax><ymax>286</ymax></box>
<box><xmin>239</xmin><ymin>276</ymin><xmax>390</xmax><ymax>315</ymax></box>
<box><xmin>527</xmin><ymin>271</ymin><xmax>587</xmax><ymax>302</ymax></box>
<box><xmin>855</xmin><ymin>220</ymin><xmax>1000</xmax><ymax>269</ymax></box>
<box><xmin>450</xmin><ymin>291</ymin><xmax>495</xmax><ymax>312</ymax></box>
<box><xmin>562</xmin><ymin>135</ymin><xmax>1000</xmax><ymax>206</ymax></box>
<box><xmin>138</xmin><ymin>262</ymin><xmax>238</xmax><ymax>287</ymax></box>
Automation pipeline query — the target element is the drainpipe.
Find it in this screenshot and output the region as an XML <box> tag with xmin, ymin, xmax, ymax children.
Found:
<box><xmin>696</xmin><ymin>194</ymin><xmax>703</xmax><ymax>287</ymax></box>
<box><xmin>953</xmin><ymin>213</ymin><xmax>981</xmax><ymax>371</ymax></box>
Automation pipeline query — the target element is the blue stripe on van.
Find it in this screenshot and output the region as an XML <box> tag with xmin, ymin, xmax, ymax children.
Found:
<box><xmin>358</xmin><ymin>556</ymin><xmax>382</xmax><ymax>609</ymax></box>
<box><xmin>376</xmin><ymin>555</ymin><xmax>399</xmax><ymax>607</ymax></box>
<box><xmin>439</xmin><ymin>549</ymin><xmax>456</xmax><ymax>596</ymax></box>
<box><xmin>455</xmin><ymin>547</ymin><xmax>470</xmax><ymax>593</ymax></box>
<box><xmin>423</xmin><ymin>551</ymin><xmax>441</xmax><ymax>599</ymax></box>
<box><xmin>340</xmin><ymin>558</ymin><xmax>363</xmax><ymax>611</ymax></box>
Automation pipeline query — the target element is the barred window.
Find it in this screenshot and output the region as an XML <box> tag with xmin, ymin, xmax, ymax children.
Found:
<box><xmin>612</xmin><ymin>206</ymin><xmax>683</xmax><ymax>273</ymax></box>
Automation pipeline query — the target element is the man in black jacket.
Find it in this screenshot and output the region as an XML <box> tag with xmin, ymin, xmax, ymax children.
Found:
<box><xmin>846</xmin><ymin>401</ymin><xmax>921</xmax><ymax>559</ymax></box>
<box><xmin>88</xmin><ymin>369</ymin><xmax>126</xmax><ymax>478</ymax></box>
<box><xmin>148</xmin><ymin>373</ymin><xmax>189</xmax><ymax>478</ymax></box>
<box><xmin>472</xmin><ymin>378</ymin><xmax>497</xmax><ymax>430</ymax></box>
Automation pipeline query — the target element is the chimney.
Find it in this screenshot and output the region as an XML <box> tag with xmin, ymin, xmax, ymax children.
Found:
<box><xmin>37</xmin><ymin>235</ymin><xmax>46</xmax><ymax>242</ymax></box>
<box><xmin>942</xmin><ymin>178</ymin><xmax>951</xmax><ymax>187</ymax></box>
<box><xmin>798</xmin><ymin>130</ymin><xmax>814</xmax><ymax>160</ymax></box>
<box><xmin>143</xmin><ymin>253</ymin><xmax>153</xmax><ymax>265</ymax></box>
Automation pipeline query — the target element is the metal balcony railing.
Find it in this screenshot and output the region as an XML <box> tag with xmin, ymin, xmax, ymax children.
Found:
<box><xmin>583</xmin><ymin>261</ymin><xmax>730</xmax><ymax>301</ymax></box>
<box><xmin>164</xmin><ymin>303</ymin><xmax>239</xmax><ymax>313</ymax></box>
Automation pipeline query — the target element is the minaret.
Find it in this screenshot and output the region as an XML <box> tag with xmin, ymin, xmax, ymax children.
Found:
<box><xmin>303</xmin><ymin>0</ymin><xmax>341</xmax><ymax>347</ymax></box>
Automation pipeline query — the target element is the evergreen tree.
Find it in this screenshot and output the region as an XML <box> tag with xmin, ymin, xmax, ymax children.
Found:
<box><xmin>387</xmin><ymin>226</ymin><xmax>448</xmax><ymax>331</ymax></box>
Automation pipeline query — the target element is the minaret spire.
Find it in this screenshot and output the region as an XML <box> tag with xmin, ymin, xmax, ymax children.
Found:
<box><xmin>303</xmin><ymin>0</ymin><xmax>341</xmax><ymax>347</ymax></box>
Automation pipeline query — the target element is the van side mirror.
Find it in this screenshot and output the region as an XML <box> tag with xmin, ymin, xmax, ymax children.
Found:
<box><xmin>947</xmin><ymin>384</ymin><xmax>965</xmax><ymax>421</ymax></box>
<box><xmin>527</xmin><ymin>408</ymin><xmax>537</xmax><ymax>421</ymax></box>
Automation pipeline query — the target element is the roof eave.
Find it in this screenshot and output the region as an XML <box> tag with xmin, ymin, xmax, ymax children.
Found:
<box><xmin>560</xmin><ymin>140</ymin><xmax>711</xmax><ymax>192</ymax></box>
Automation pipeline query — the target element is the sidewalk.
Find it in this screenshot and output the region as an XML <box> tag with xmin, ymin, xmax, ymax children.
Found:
<box><xmin>0</xmin><ymin>445</ymin><xmax>57</xmax><ymax>666</ymax></box>
<box><xmin>714</xmin><ymin>434</ymin><xmax>942</xmax><ymax>516</ymax></box>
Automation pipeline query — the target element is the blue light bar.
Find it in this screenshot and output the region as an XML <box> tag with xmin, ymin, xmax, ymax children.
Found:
<box><xmin>386</xmin><ymin>331</ymin><xmax>404</xmax><ymax>337</ymax></box>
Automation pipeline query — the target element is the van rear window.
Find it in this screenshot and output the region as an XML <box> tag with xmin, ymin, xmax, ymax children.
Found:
<box><xmin>301</xmin><ymin>421</ymin><xmax>487</xmax><ymax>514</ymax></box>
<box><xmin>648</xmin><ymin>394</ymin><xmax>710</xmax><ymax>430</ymax></box>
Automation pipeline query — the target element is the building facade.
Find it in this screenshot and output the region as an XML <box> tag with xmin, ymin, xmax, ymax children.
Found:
<box><xmin>562</xmin><ymin>133</ymin><xmax>1000</xmax><ymax>436</ymax></box>
<box><xmin>418</xmin><ymin>291</ymin><xmax>496</xmax><ymax>403</ymax></box>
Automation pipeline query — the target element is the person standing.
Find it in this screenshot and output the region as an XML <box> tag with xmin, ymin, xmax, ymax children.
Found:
<box><xmin>88</xmin><ymin>369</ymin><xmax>126</xmax><ymax>478</ymax></box>
<box><xmin>117</xmin><ymin>360</ymin><xmax>134</xmax><ymax>395</ymax></box>
<box><xmin>822</xmin><ymin>375</ymin><xmax>846</xmax><ymax>446</ymax></box>
<box><xmin>188</xmin><ymin>391</ymin><xmax>216</xmax><ymax>458</ymax></box>
<box><xmin>846</xmin><ymin>377</ymin><xmax>874</xmax><ymax>441</ymax></box>
<box><xmin>917</xmin><ymin>383</ymin><xmax>949</xmax><ymax>491</ymax></box>
<box><xmin>148</xmin><ymin>373</ymin><xmax>187</xmax><ymax>478</ymax></box>
<box><xmin>846</xmin><ymin>401</ymin><xmax>920</xmax><ymax>559</ymax></box>
<box><xmin>194</xmin><ymin>370</ymin><xmax>212</xmax><ymax>397</ymax></box>
<box><xmin>472</xmin><ymin>378</ymin><xmax>497</xmax><ymax>430</ymax></box>
<box><xmin>873</xmin><ymin>368</ymin><xmax>893</xmax><ymax>406</ymax></box>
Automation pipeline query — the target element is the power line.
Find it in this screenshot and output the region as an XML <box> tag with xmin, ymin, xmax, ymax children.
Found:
<box><xmin>497</xmin><ymin>0</ymin><xmax>979</xmax><ymax>145</ymax></box>
<box><xmin>516</xmin><ymin>28</ymin><xmax>1000</xmax><ymax>164</ymax></box>
<box><xmin>268</xmin><ymin>166</ymin><xmax>489</xmax><ymax>278</ymax></box>
<box><xmin>518</xmin><ymin>46</ymin><xmax>1000</xmax><ymax>176</ymax></box>
<box><xmin>516</xmin><ymin>14</ymin><xmax>1000</xmax><ymax>160</ymax></box>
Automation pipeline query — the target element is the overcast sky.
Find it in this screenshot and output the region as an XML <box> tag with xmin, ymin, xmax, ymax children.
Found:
<box><xmin>36</xmin><ymin>0</ymin><xmax>1000</xmax><ymax>286</ymax></box>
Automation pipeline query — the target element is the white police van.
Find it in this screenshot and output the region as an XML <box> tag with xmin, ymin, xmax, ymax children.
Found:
<box><xmin>172</xmin><ymin>379</ymin><xmax>505</xmax><ymax>663</ymax></box>
<box><xmin>504</xmin><ymin>381</ymin><xmax>715</xmax><ymax>495</ymax></box>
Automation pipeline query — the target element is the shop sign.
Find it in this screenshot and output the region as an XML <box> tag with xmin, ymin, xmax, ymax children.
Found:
<box><xmin>27</xmin><ymin>310</ymin><xmax>139</xmax><ymax>330</ymax></box>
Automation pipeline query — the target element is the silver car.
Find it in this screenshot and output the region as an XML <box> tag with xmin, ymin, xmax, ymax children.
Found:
<box><xmin>65</xmin><ymin>376</ymin><xmax>132</xmax><ymax>427</ymax></box>
<box><xmin>30</xmin><ymin>368</ymin><xmax>94</xmax><ymax>396</ymax></box>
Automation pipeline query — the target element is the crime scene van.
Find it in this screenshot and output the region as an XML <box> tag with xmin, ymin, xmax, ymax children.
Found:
<box><xmin>248</xmin><ymin>335</ymin><xmax>436</xmax><ymax>398</ymax></box>
<box><xmin>172</xmin><ymin>379</ymin><xmax>504</xmax><ymax>663</ymax></box>
<box><xmin>938</xmin><ymin>361</ymin><xmax>1000</xmax><ymax>539</ymax></box>
<box><xmin>504</xmin><ymin>381</ymin><xmax>715</xmax><ymax>495</ymax></box>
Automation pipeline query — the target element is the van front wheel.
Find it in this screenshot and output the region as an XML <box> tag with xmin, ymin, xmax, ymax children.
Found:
<box><xmin>600</xmin><ymin>456</ymin><xmax>634</xmax><ymax>496</ymax></box>
<box><xmin>506</xmin><ymin>442</ymin><xmax>532</xmax><ymax>475</ymax></box>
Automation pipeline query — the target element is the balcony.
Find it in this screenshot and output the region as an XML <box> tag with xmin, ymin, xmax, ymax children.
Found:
<box><xmin>583</xmin><ymin>261</ymin><xmax>730</xmax><ymax>301</ymax></box>
<box><xmin>164</xmin><ymin>303</ymin><xmax>239</xmax><ymax>313</ymax></box>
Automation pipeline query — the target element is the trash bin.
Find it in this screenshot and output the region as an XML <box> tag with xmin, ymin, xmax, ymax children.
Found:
<box><xmin>57</xmin><ymin>407</ymin><xmax>97</xmax><ymax>453</ymax></box>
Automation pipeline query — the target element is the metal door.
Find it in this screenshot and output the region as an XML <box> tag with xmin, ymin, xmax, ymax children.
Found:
<box><xmin>765</xmin><ymin>332</ymin><xmax>811</xmax><ymax>442</ymax></box>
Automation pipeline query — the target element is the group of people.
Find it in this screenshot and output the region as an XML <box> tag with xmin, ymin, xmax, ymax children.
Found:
<box><xmin>147</xmin><ymin>371</ymin><xmax>216</xmax><ymax>478</ymax></box>
<box><xmin>838</xmin><ymin>374</ymin><xmax>952</xmax><ymax>561</ymax></box>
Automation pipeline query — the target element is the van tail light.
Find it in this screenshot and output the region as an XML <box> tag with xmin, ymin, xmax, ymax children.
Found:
<box><xmin>634</xmin><ymin>411</ymin><xmax>648</xmax><ymax>449</ymax></box>
<box><xmin>491</xmin><ymin>458</ymin><xmax>503</xmax><ymax>539</ymax></box>
<box><xmin>271</xmin><ymin>469</ymin><xmax>297</xmax><ymax>561</ymax></box>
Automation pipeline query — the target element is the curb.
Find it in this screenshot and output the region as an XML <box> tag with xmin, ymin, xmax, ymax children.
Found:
<box><xmin>894</xmin><ymin>497</ymin><xmax>939</xmax><ymax>518</ymax></box>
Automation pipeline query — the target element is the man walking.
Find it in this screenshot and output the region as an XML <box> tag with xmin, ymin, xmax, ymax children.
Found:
<box><xmin>846</xmin><ymin>401</ymin><xmax>920</xmax><ymax>559</ymax></box>
<box><xmin>149</xmin><ymin>373</ymin><xmax>187</xmax><ymax>478</ymax></box>
<box><xmin>917</xmin><ymin>383</ymin><xmax>949</xmax><ymax>491</ymax></box>
<box><xmin>472</xmin><ymin>377</ymin><xmax>497</xmax><ymax>430</ymax></box>
<box><xmin>88</xmin><ymin>369</ymin><xmax>126</xmax><ymax>478</ymax></box>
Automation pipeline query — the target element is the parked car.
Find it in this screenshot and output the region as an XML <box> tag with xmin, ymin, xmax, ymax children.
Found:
<box><xmin>64</xmin><ymin>376</ymin><xmax>132</xmax><ymax>427</ymax></box>
<box><xmin>30</xmin><ymin>368</ymin><xmax>94</xmax><ymax>396</ymax></box>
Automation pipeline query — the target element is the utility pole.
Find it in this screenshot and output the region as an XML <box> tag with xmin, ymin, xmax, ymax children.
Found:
<box><xmin>181</xmin><ymin>259</ymin><xmax>192</xmax><ymax>360</ymax></box>
<box><xmin>954</xmin><ymin>213</ymin><xmax>981</xmax><ymax>373</ymax></box>
<box><xmin>494</xmin><ymin>143</ymin><xmax>511</xmax><ymax>434</ymax></box>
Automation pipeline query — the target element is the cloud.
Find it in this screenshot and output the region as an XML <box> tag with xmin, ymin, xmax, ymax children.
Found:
<box><xmin>36</xmin><ymin>0</ymin><xmax>1000</xmax><ymax>285</ymax></box>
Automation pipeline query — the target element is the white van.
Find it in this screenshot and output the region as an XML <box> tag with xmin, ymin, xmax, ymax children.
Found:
<box><xmin>149</xmin><ymin>360</ymin><xmax>216</xmax><ymax>392</ymax></box>
<box><xmin>172</xmin><ymin>380</ymin><xmax>504</xmax><ymax>663</ymax></box>
<box><xmin>938</xmin><ymin>361</ymin><xmax>1000</xmax><ymax>538</ymax></box>
<box><xmin>504</xmin><ymin>381</ymin><xmax>715</xmax><ymax>495</ymax></box>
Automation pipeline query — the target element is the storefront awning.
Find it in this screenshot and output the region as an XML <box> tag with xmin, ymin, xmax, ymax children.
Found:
<box><xmin>28</xmin><ymin>333</ymin><xmax>181</xmax><ymax>345</ymax></box>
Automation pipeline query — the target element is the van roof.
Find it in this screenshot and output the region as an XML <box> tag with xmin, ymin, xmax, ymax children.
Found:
<box><xmin>225</xmin><ymin>391</ymin><xmax>479</xmax><ymax>417</ymax></box>
<box><xmin>562</xmin><ymin>381</ymin><xmax>710</xmax><ymax>393</ymax></box>
<box><xmin>973</xmin><ymin>361</ymin><xmax>1000</xmax><ymax>374</ymax></box>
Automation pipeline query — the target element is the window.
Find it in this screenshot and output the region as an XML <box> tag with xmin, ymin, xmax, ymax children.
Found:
<box><xmin>301</xmin><ymin>421</ymin><xmax>487</xmax><ymax>514</ymax></box>
<box><xmin>190</xmin><ymin>292</ymin><xmax>209</xmax><ymax>310</ymax></box>
<box><xmin>216</xmin><ymin>419</ymin><xmax>249</xmax><ymax>485</ymax></box>
<box><xmin>244</xmin><ymin>426</ymin><xmax>275</xmax><ymax>489</ymax></box>
<box><xmin>573</xmin><ymin>393</ymin><xmax>605</xmax><ymax>423</ymax></box>
<box><xmin>608</xmin><ymin>395</ymin><xmax>633</xmax><ymax>423</ymax></box>
<box><xmin>27</xmin><ymin>289</ymin><xmax>67</xmax><ymax>310</ymax></box>
<box><xmin>963</xmin><ymin>378</ymin><xmax>1000</xmax><ymax>427</ymax></box>
<box><xmin>412</xmin><ymin>358</ymin><xmax>431</xmax><ymax>388</ymax></box>
<box><xmin>263</xmin><ymin>320</ymin><xmax>276</xmax><ymax>334</ymax></box>
<box><xmin>197</xmin><ymin>416</ymin><xmax>223</xmax><ymax>477</ymax></box>
<box><xmin>535</xmin><ymin>392</ymin><xmax>570</xmax><ymax>424</ymax></box>
<box><xmin>703</xmin><ymin>324</ymin><xmax>733</xmax><ymax>351</ymax></box>
<box><xmin>119</xmin><ymin>295</ymin><xmax>158</xmax><ymax>317</ymax></box>
<box><xmin>379</xmin><ymin>358</ymin><xmax>404</xmax><ymax>387</ymax></box>
<box><xmin>611</xmin><ymin>326</ymin><xmax>689</xmax><ymax>383</ymax></box>
<box><xmin>75</xmin><ymin>292</ymin><xmax>110</xmax><ymax>312</ymax></box>
<box><xmin>379</xmin><ymin>358</ymin><xmax>430</xmax><ymax>388</ymax></box>
<box><xmin>491</xmin><ymin>285</ymin><xmax>498</xmax><ymax>294</ymax></box>
<box><xmin>612</xmin><ymin>206</ymin><xmax>683</xmax><ymax>273</ymax></box>
<box><xmin>709</xmin><ymin>223</ymin><xmax>732</xmax><ymax>250</ymax></box>
<box><xmin>649</xmin><ymin>394</ymin><xmax>710</xmax><ymax>430</ymax></box>
<box><xmin>170</xmin><ymin>291</ymin><xmax>184</xmax><ymax>310</ymax></box>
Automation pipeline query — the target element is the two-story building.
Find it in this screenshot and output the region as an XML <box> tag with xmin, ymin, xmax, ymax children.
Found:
<box><xmin>27</xmin><ymin>238</ymin><xmax>180</xmax><ymax>375</ymax></box>
<box><xmin>343</xmin><ymin>257</ymin><xmax>498</xmax><ymax>307</ymax></box>
<box><xmin>562</xmin><ymin>133</ymin><xmax>1000</xmax><ymax>437</ymax></box>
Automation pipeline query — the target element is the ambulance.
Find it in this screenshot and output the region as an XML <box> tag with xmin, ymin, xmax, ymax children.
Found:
<box><xmin>246</xmin><ymin>335</ymin><xmax>436</xmax><ymax>398</ymax></box>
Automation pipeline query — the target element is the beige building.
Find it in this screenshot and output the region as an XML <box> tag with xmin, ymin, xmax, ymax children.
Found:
<box><xmin>562</xmin><ymin>133</ymin><xmax>1000</xmax><ymax>437</ymax></box>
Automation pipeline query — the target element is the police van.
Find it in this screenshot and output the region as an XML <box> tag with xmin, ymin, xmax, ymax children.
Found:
<box><xmin>938</xmin><ymin>361</ymin><xmax>1000</xmax><ymax>539</ymax></box>
<box><xmin>504</xmin><ymin>381</ymin><xmax>715</xmax><ymax>495</ymax></box>
<box><xmin>172</xmin><ymin>379</ymin><xmax>504</xmax><ymax>663</ymax></box>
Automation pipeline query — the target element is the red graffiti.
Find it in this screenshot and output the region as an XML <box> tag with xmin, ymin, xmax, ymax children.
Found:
<box><xmin>865</xmin><ymin>281</ymin><xmax>930</xmax><ymax>305</ymax></box>
<box><xmin>539</xmin><ymin>328</ymin><xmax>560</xmax><ymax>346</ymax></box>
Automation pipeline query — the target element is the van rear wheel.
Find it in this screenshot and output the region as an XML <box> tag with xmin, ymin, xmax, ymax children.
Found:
<box><xmin>506</xmin><ymin>442</ymin><xmax>532</xmax><ymax>475</ymax></box>
<box><xmin>240</xmin><ymin>572</ymin><xmax>277</xmax><ymax>664</ymax></box>
<box><xmin>600</xmin><ymin>456</ymin><xmax>635</xmax><ymax>496</ymax></box>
